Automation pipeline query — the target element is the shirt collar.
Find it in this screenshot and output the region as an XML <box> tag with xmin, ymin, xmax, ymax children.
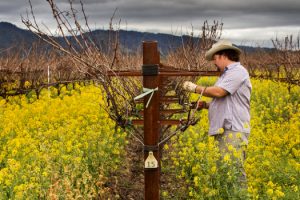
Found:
<box><xmin>225</xmin><ymin>62</ymin><xmax>240</xmax><ymax>71</ymax></box>
<box><xmin>221</xmin><ymin>62</ymin><xmax>240</xmax><ymax>76</ymax></box>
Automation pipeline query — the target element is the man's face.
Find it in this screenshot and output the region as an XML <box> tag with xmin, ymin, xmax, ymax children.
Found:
<box><xmin>213</xmin><ymin>54</ymin><xmax>223</xmax><ymax>71</ymax></box>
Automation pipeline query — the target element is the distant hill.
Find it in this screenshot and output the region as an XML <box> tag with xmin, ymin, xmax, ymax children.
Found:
<box><xmin>0</xmin><ymin>22</ymin><xmax>37</xmax><ymax>50</ymax></box>
<box><xmin>0</xmin><ymin>21</ymin><xmax>265</xmax><ymax>55</ymax></box>
<box><xmin>0</xmin><ymin>22</ymin><xmax>200</xmax><ymax>55</ymax></box>
<box><xmin>79</xmin><ymin>29</ymin><xmax>199</xmax><ymax>55</ymax></box>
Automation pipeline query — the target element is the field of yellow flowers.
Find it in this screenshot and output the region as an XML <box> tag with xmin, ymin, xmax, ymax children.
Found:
<box><xmin>162</xmin><ymin>78</ymin><xmax>300</xmax><ymax>199</ymax></box>
<box><xmin>0</xmin><ymin>84</ymin><xmax>127</xmax><ymax>199</ymax></box>
<box><xmin>0</xmin><ymin>79</ymin><xmax>299</xmax><ymax>199</ymax></box>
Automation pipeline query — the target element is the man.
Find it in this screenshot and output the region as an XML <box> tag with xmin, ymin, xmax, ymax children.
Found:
<box><xmin>182</xmin><ymin>39</ymin><xmax>252</xmax><ymax>186</ymax></box>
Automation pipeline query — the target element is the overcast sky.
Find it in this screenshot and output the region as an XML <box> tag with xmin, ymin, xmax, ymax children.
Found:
<box><xmin>1</xmin><ymin>0</ymin><xmax>300</xmax><ymax>47</ymax></box>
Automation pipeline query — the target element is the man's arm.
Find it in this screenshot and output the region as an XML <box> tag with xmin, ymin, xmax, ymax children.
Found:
<box><xmin>182</xmin><ymin>81</ymin><xmax>229</xmax><ymax>98</ymax></box>
<box><xmin>195</xmin><ymin>85</ymin><xmax>228</xmax><ymax>98</ymax></box>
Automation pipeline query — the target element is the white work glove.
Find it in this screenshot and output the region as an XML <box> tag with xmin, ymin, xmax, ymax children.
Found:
<box><xmin>182</xmin><ymin>81</ymin><xmax>197</xmax><ymax>93</ymax></box>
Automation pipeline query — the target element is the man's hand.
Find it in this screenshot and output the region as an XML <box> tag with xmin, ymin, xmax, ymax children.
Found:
<box><xmin>196</xmin><ymin>101</ymin><xmax>207</xmax><ymax>110</ymax></box>
<box><xmin>191</xmin><ymin>101</ymin><xmax>208</xmax><ymax>110</ymax></box>
<box><xmin>183</xmin><ymin>81</ymin><xmax>197</xmax><ymax>93</ymax></box>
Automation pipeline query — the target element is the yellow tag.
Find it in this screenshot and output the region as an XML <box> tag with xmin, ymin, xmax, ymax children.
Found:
<box><xmin>145</xmin><ymin>151</ymin><xmax>158</xmax><ymax>168</ymax></box>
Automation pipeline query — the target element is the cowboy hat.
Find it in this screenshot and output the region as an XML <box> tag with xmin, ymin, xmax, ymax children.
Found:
<box><xmin>205</xmin><ymin>40</ymin><xmax>242</xmax><ymax>61</ymax></box>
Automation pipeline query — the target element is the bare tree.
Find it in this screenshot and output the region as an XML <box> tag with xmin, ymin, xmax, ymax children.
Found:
<box><xmin>165</xmin><ymin>20</ymin><xmax>223</xmax><ymax>71</ymax></box>
<box><xmin>243</xmin><ymin>34</ymin><xmax>300</xmax><ymax>91</ymax></box>
<box><xmin>22</xmin><ymin>0</ymin><xmax>143</xmax><ymax>126</ymax></box>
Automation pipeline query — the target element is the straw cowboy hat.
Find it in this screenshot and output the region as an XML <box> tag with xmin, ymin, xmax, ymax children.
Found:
<box><xmin>205</xmin><ymin>40</ymin><xmax>242</xmax><ymax>61</ymax></box>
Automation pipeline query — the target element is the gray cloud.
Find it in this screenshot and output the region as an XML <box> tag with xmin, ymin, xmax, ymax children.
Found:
<box><xmin>1</xmin><ymin>0</ymin><xmax>300</xmax><ymax>46</ymax></box>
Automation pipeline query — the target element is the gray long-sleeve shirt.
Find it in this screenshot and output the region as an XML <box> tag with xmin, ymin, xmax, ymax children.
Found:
<box><xmin>208</xmin><ymin>62</ymin><xmax>252</xmax><ymax>135</ymax></box>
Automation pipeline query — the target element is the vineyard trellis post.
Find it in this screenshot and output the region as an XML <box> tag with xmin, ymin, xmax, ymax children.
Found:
<box><xmin>142</xmin><ymin>41</ymin><xmax>160</xmax><ymax>200</ymax></box>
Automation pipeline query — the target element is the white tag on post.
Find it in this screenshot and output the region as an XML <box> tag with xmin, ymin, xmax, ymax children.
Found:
<box><xmin>145</xmin><ymin>151</ymin><xmax>158</xmax><ymax>168</ymax></box>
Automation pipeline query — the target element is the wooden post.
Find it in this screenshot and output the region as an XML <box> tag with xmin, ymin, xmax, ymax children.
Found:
<box><xmin>143</xmin><ymin>41</ymin><xmax>160</xmax><ymax>200</ymax></box>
